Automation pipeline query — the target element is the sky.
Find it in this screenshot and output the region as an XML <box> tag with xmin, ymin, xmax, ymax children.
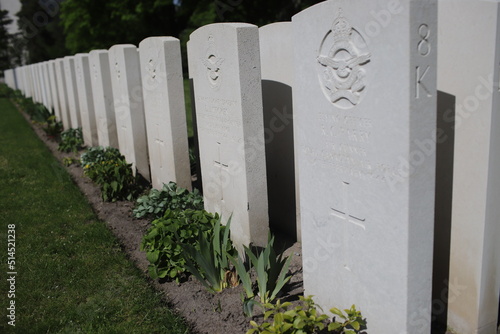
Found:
<box><xmin>0</xmin><ymin>0</ymin><xmax>21</xmax><ymax>35</ymax></box>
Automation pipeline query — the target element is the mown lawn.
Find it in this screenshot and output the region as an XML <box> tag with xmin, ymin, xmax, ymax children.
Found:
<box><xmin>0</xmin><ymin>97</ymin><xmax>190</xmax><ymax>333</ymax></box>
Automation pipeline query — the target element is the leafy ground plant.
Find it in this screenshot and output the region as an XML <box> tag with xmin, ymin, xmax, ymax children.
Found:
<box><xmin>133</xmin><ymin>181</ymin><xmax>203</xmax><ymax>219</ymax></box>
<box><xmin>247</xmin><ymin>296</ymin><xmax>367</xmax><ymax>334</ymax></box>
<box><xmin>43</xmin><ymin>115</ymin><xmax>63</xmax><ymax>140</ymax></box>
<box><xmin>232</xmin><ymin>234</ymin><xmax>293</xmax><ymax>316</ymax></box>
<box><xmin>141</xmin><ymin>209</ymin><xmax>219</xmax><ymax>282</ymax></box>
<box><xmin>182</xmin><ymin>215</ymin><xmax>238</xmax><ymax>293</ymax></box>
<box><xmin>58</xmin><ymin>127</ymin><xmax>84</xmax><ymax>153</ymax></box>
<box><xmin>82</xmin><ymin>146</ymin><xmax>139</xmax><ymax>201</ymax></box>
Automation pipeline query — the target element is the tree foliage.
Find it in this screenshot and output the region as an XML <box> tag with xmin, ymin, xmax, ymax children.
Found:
<box><xmin>0</xmin><ymin>9</ymin><xmax>12</xmax><ymax>75</ymax></box>
<box><xmin>16</xmin><ymin>0</ymin><xmax>67</xmax><ymax>64</ymax></box>
<box><xmin>60</xmin><ymin>0</ymin><xmax>178</xmax><ymax>54</ymax></box>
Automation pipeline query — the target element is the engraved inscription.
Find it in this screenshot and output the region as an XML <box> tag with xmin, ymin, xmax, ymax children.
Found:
<box><xmin>196</xmin><ymin>96</ymin><xmax>242</xmax><ymax>142</ymax></box>
<box><xmin>416</xmin><ymin>66</ymin><xmax>431</xmax><ymax>98</ymax></box>
<box><xmin>417</xmin><ymin>24</ymin><xmax>431</xmax><ymax>56</ymax></box>
<box><xmin>415</xmin><ymin>23</ymin><xmax>432</xmax><ymax>99</ymax></box>
<box><xmin>203</xmin><ymin>35</ymin><xmax>224</xmax><ymax>89</ymax></box>
<box><xmin>317</xmin><ymin>9</ymin><xmax>371</xmax><ymax>108</ymax></box>
<box><xmin>114</xmin><ymin>61</ymin><xmax>121</xmax><ymax>79</ymax></box>
<box><xmin>147</xmin><ymin>59</ymin><xmax>156</xmax><ymax>79</ymax></box>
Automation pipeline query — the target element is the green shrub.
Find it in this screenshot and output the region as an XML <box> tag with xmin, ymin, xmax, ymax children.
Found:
<box><xmin>58</xmin><ymin>128</ymin><xmax>84</xmax><ymax>153</ymax></box>
<box><xmin>247</xmin><ymin>296</ymin><xmax>367</xmax><ymax>334</ymax></box>
<box><xmin>133</xmin><ymin>181</ymin><xmax>203</xmax><ymax>219</ymax></box>
<box><xmin>141</xmin><ymin>209</ymin><xmax>220</xmax><ymax>282</ymax></box>
<box><xmin>82</xmin><ymin>146</ymin><xmax>139</xmax><ymax>202</ymax></box>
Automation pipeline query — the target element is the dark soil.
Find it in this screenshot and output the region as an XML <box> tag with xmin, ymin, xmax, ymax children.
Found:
<box><xmin>19</xmin><ymin>106</ymin><xmax>304</xmax><ymax>334</ymax></box>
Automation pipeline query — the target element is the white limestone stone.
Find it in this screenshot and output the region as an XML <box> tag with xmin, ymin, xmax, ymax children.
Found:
<box><xmin>188</xmin><ymin>23</ymin><xmax>269</xmax><ymax>249</ymax></box>
<box><xmin>75</xmin><ymin>53</ymin><xmax>99</xmax><ymax>147</ymax></box>
<box><xmin>55</xmin><ymin>58</ymin><xmax>71</xmax><ymax>130</ymax></box>
<box><xmin>48</xmin><ymin>60</ymin><xmax>61</xmax><ymax>122</ymax></box>
<box><xmin>139</xmin><ymin>36</ymin><xmax>192</xmax><ymax>191</ymax></box>
<box><xmin>32</xmin><ymin>64</ymin><xmax>41</xmax><ymax>103</ymax></box>
<box><xmin>63</xmin><ymin>56</ymin><xmax>81</xmax><ymax>128</ymax></box>
<box><xmin>41</xmin><ymin>62</ymin><xmax>53</xmax><ymax>111</ymax></box>
<box><xmin>259</xmin><ymin>22</ymin><xmax>299</xmax><ymax>241</ymax></box>
<box><xmin>89</xmin><ymin>50</ymin><xmax>119</xmax><ymax>149</ymax></box>
<box><xmin>108</xmin><ymin>44</ymin><xmax>150</xmax><ymax>180</ymax></box>
<box><xmin>437</xmin><ymin>1</ymin><xmax>500</xmax><ymax>333</ymax></box>
<box><xmin>4</xmin><ymin>69</ymin><xmax>14</xmax><ymax>89</ymax></box>
<box><xmin>292</xmin><ymin>1</ymin><xmax>437</xmax><ymax>333</ymax></box>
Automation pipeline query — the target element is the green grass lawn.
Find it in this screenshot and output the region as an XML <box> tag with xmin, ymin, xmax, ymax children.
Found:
<box><xmin>0</xmin><ymin>97</ymin><xmax>190</xmax><ymax>333</ymax></box>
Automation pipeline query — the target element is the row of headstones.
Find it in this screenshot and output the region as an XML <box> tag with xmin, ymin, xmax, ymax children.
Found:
<box><xmin>4</xmin><ymin>1</ymin><xmax>500</xmax><ymax>333</ymax></box>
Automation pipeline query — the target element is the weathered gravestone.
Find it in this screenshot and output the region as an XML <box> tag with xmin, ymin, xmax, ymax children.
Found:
<box><xmin>437</xmin><ymin>1</ymin><xmax>500</xmax><ymax>333</ymax></box>
<box><xmin>48</xmin><ymin>60</ymin><xmax>62</xmax><ymax>122</ymax></box>
<box><xmin>75</xmin><ymin>53</ymin><xmax>99</xmax><ymax>147</ymax></box>
<box><xmin>293</xmin><ymin>1</ymin><xmax>437</xmax><ymax>333</ymax></box>
<box><xmin>188</xmin><ymin>23</ymin><xmax>269</xmax><ymax>248</ymax></box>
<box><xmin>63</xmin><ymin>56</ymin><xmax>82</xmax><ymax>128</ymax></box>
<box><xmin>259</xmin><ymin>22</ymin><xmax>299</xmax><ymax>241</ymax></box>
<box><xmin>55</xmin><ymin>58</ymin><xmax>71</xmax><ymax>130</ymax></box>
<box><xmin>108</xmin><ymin>44</ymin><xmax>150</xmax><ymax>181</ymax></box>
<box><xmin>139</xmin><ymin>37</ymin><xmax>192</xmax><ymax>190</ymax></box>
<box><xmin>89</xmin><ymin>50</ymin><xmax>119</xmax><ymax>148</ymax></box>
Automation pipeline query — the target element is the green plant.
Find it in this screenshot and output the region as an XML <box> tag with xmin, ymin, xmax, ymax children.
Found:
<box><xmin>232</xmin><ymin>234</ymin><xmax>293</xmax><ymax>316</ymax></box>
<box><xmin>27</xmin><ymin>102</ymin><xmax>51</xmax><ymax>123</ymax></box>
<box><xmin>80</xmin><ymin>146</ymin><xmax>122</xmax><ymax>166</ymax></box>
<box><xmin>43</xmin><ymin>115</ymin><xmax>63</xmax><ymax>140</ymax></box>
<box><xmin>84</xmin><ymin>157</ymin><xmax>137</xmax><ymax>202</ymax></box>
<box><xmin>62</xmin><ymin>156</ymin><xmax>80</xmax><ymax>166</ymax></box>
<box><xmin>58</xmin><ymin>128</ymin><xmax>84</xmax><ymax>153</ymax></box>
<box><xmin>133</xmin><ymin>181</ymin><xmax>203</xmax><ymax>219</ymax></box>
<box><xmin>182</xmin><ymin>215</ymin><xmax>238</xmax><ymax>293</ymax></box>
<box><xmin>81</xmin><ymin>146</ymin><xmax>139</xmax><ymax>201</ymax></box>
<box><xmin>140</xmin><ymin>209</ymin><xmax>219</xmax><ymax>282</ymax></box>
<box><xmin>328</xmin><ymin>305</ymin><xmax>367</xmax><ymax>334</ymax></box>
<box><xmin>247</xmin><ymin>296</ymin><xmax>367</xmax><ymax>334</ymax></box>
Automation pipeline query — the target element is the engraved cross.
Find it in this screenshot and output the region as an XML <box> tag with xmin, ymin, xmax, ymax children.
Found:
<box><xmin>154</xmin><ymin>123</ymin><xmax>164</xmax><ymax>170</ymax></box>
<box><xmin>214</xmin><ymin>142</ymin><xmax>229</xmax><ymax>202</ymax></box>
<box><xmin>330</xmin><ymin>180</ymin><xmax>366</xmax><ymax>273</ymax></box>
<box><xmin>330</xmin><ymin>181</ymin><xmax>366</xmax><ymax>230</ymax></box>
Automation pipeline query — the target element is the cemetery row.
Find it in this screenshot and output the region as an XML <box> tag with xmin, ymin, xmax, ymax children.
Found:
<box><xmin>4</xmin><ymin>0</ymin><xmax>500</xmax><ymax>333</ymax></box>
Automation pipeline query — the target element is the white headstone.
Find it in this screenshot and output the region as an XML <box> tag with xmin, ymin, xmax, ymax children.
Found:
<box><xmin>55</xmin><ymin>58</ymin><xmax>71</xmax><ymax>130</ymax></box>
<box><xmin>89</xmin><ymin>50</ymin><xmax>119</xmax><ymax>148</ymax></box>
<box><xmin>63</xmin><ymin>56</ymin><xmax>82</xmax><ymax>128</ymax></box>
<box><xmin>42</xmin><ymin>62</ymin><xmax>53</xmax><ymax>111</ymax></box>
<box><xmin>75</xmin><ymin>53</ymin><xmax>99</xmax><ymax>147</ymax></box>
<box><xmin>293</xmin><ymin>1</ymin><xmax>437</xmax><ymax>333</ymax></box>
<box><xmin>438</xmin><ymin>1</ymin><xmax>500</xmax><ymax>333</ymax></box>
<box><xmin>48</xmin><ymin>60</ymin><xmax>61</xmax><ymax>122</ymax></box>
<box><xmin>108</xmin><ymin>44</ymin><xmax>150</xmax><ymax>180</ymax></box>
<box><xmin>139</xmin><ymin>36</ymin><xmax>192</xmax><ymax>190</ymax></box>
<box><xmin>188</xmin><ymin>23</ymin><xmax>269</xmax><ymax>248</ymax></box>
<box><xmin>259</xmin><ymin>22</ymin><xmax>299</xmax><ymax>241</ymax></box>
<box><xmin>32</xmin><ymin>64</ymin><xmax>41</xmax><ymax>103</ymax></box>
